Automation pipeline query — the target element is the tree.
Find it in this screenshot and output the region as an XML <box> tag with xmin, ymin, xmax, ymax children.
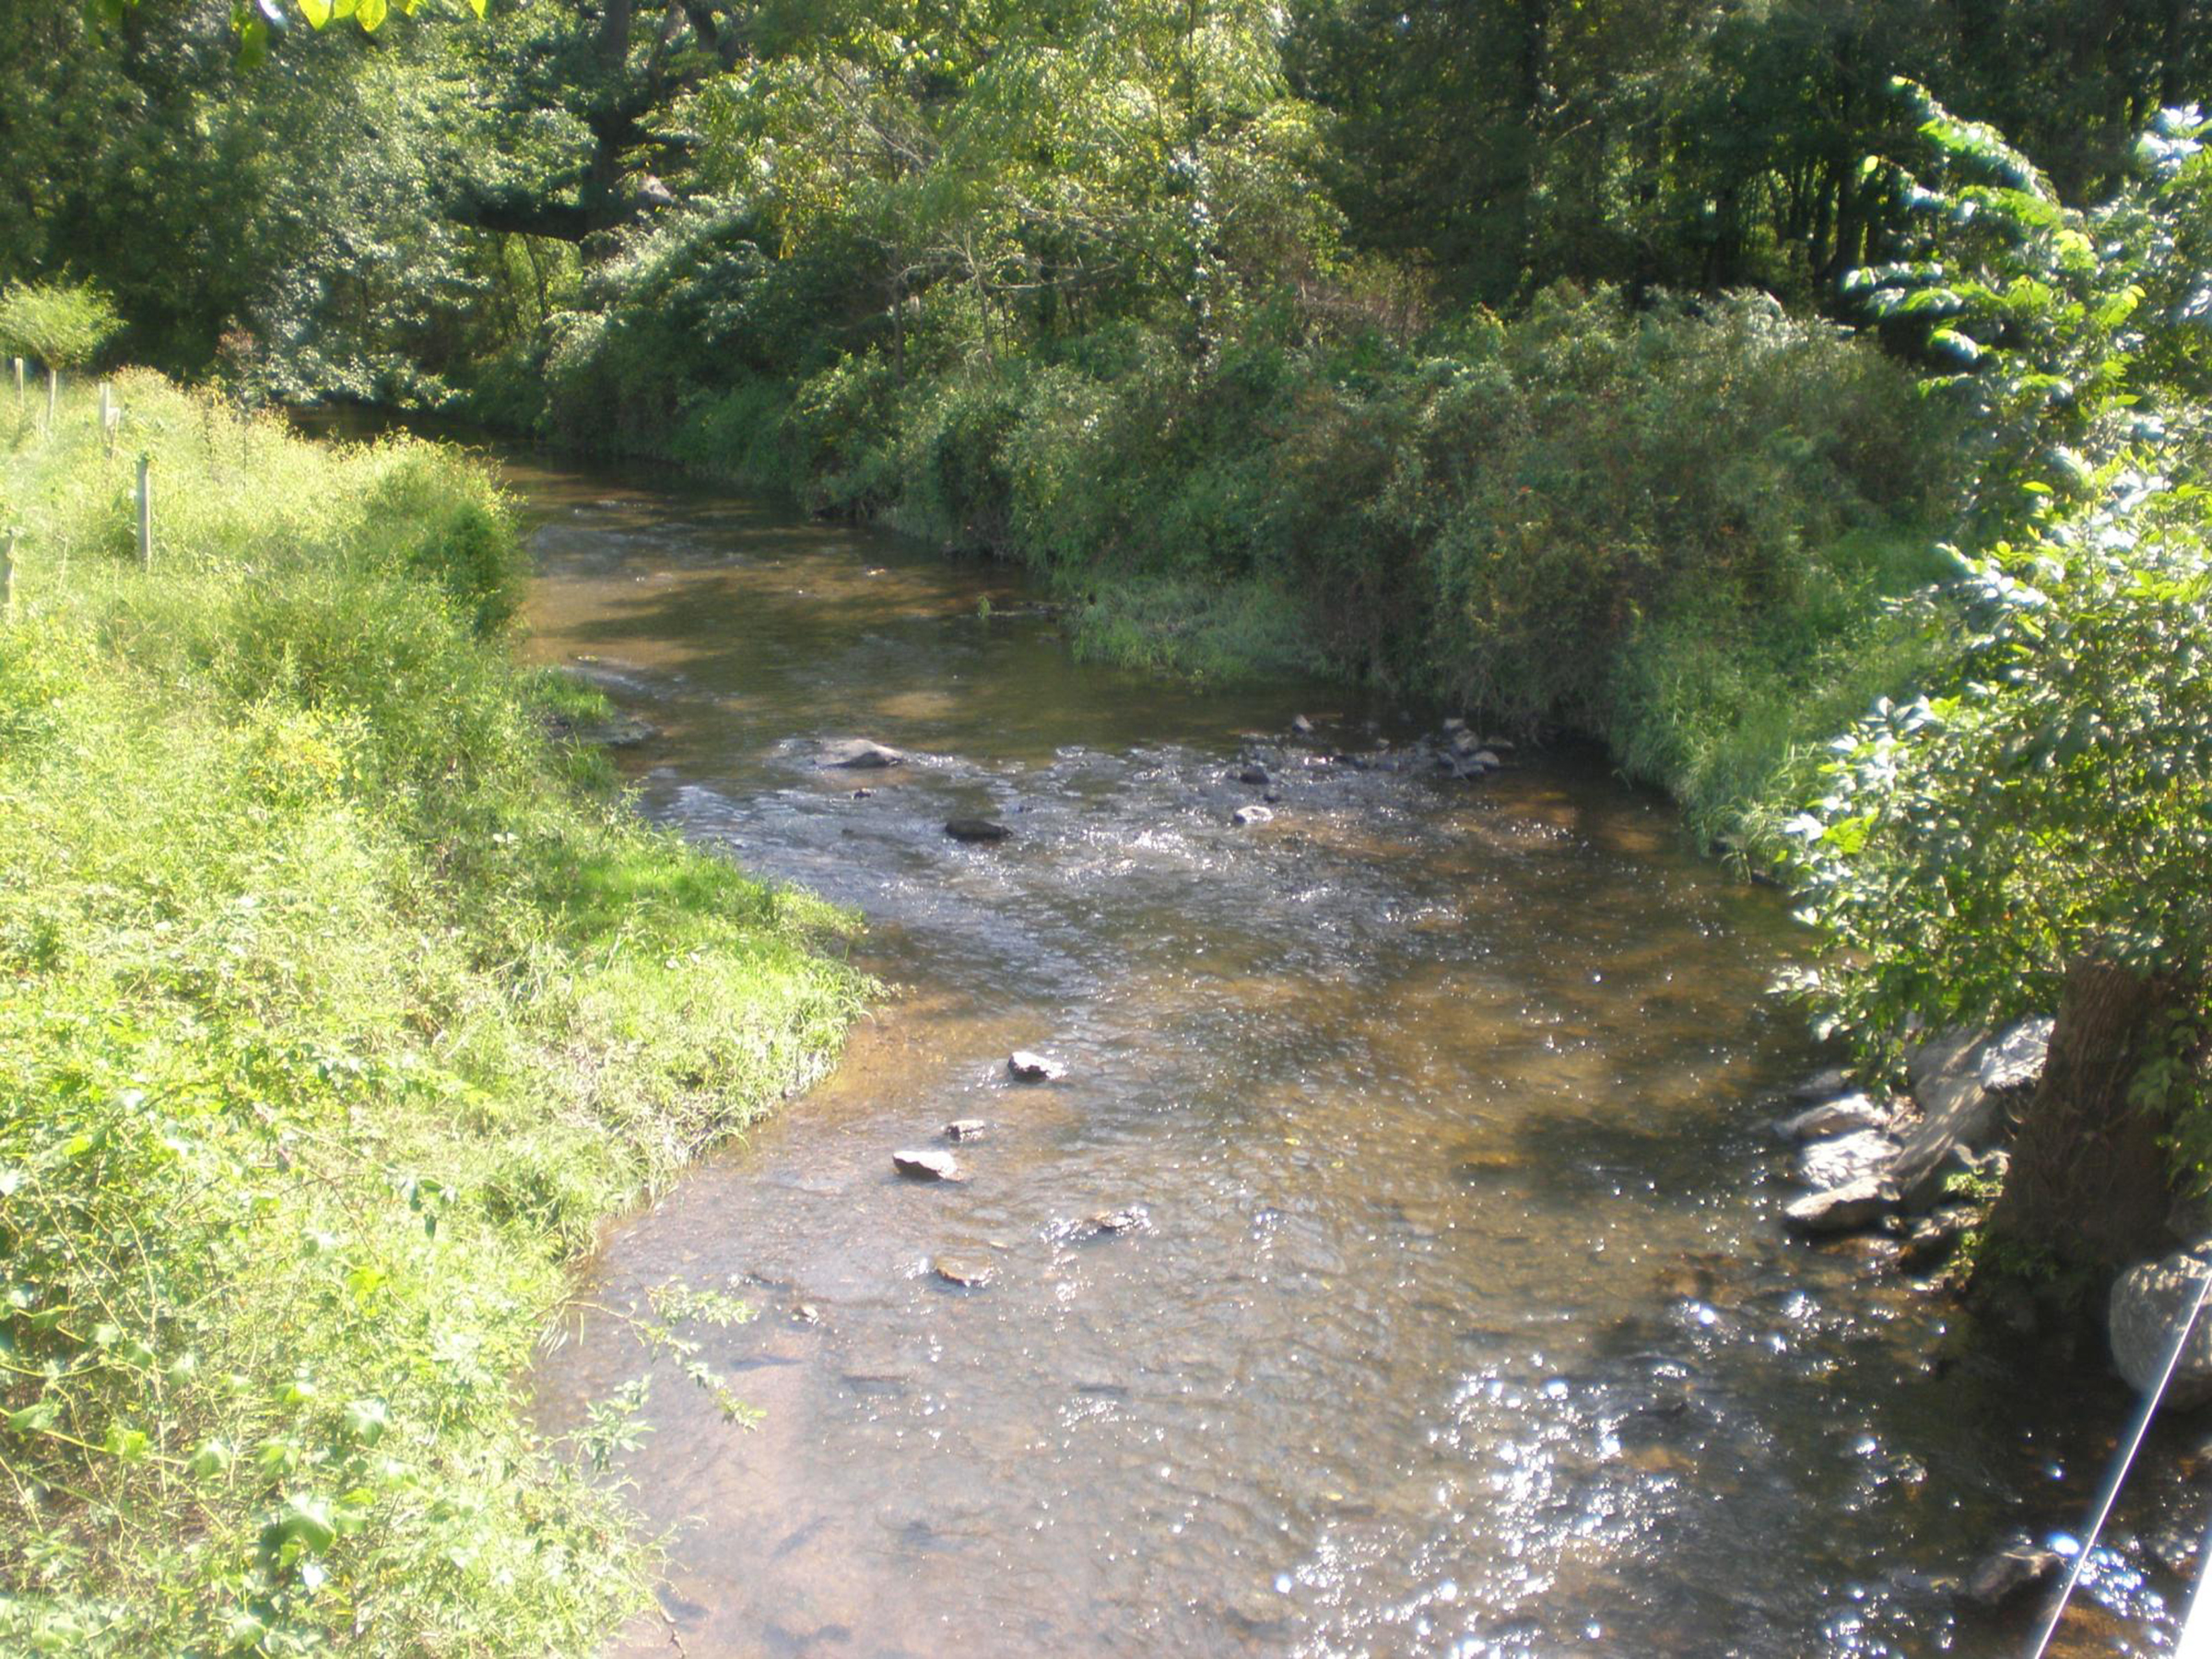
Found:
<box><xmin>1788</xmin><ymin>96</ymin><xmax>2212</xmax><ymax>1288</ymax></box>
<box><xmin>0</xmin><ymin>279</ymin><xmax>123</xmax><ymax>371</ymax></box>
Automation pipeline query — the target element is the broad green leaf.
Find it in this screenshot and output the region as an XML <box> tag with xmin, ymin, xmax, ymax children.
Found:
<box><xmin>280</xmin><ymin>1493</ymin><xmax>339</xmax><ymax>1552</ymax></box>
<box><xmin>356</xmin><ymin>0</ymin><xmax>386</xmax><ymax>30</ymax></box>
<box><xmin>6</xmin><ymin>1400</ymin><xmax>60</xmax><ymax>1436</ymax></box>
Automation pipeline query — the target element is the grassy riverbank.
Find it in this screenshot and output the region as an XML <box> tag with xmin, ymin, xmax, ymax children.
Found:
<box><xmin>0</xmin><ymin>372</ymin><xmax>865</xmax><ymax>1653</ymax></box>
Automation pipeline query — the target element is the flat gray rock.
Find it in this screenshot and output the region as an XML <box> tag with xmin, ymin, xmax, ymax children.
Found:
<box><xmin>818</xmin><ymin>737</ymin><xmax>907</xmax><ymax>769</ymax></box>
<box><xmin>1979</xmin><ymin>1017</ymin><xmax>2054</xmax><ymax>1093</ymax></box>
<box><xmin>1230</xmin><ymin>805</ymin><xmax>1274</xmax><ymax>827</ymax></box>
<box><xmin>1778</xmin><ymin>1093</ymin><xmax>1888</xmax><ymax>1142</ymax></box>
<box><xmin>1783</xmin><ymin>1176</ymin><xmax>1896</xmax><ymax>1234</ymax></box>
<box><xmin>1796</xmin><ymin>1128</ymin><xmax>1901</xmax><ymax>1189</ymax></box>
<box><xmin>1890</xmin><ymin>1022</ymin><xmax>2050</xmax><ymax>1210</ymax></box>
<box><xmin>892</xmin><ymin>1147</ymin><xmax>967</xmax><ymax>1182</ymax></box>
<box><xmin>932</xmin><ymin>1255</ymin><xmax>995</xmax><ymax>1288</ymax></box>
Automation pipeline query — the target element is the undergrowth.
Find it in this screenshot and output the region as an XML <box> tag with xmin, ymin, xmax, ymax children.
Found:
<box><xmin>0</xmin><ymin>371</ymin><xmax>865</xmax><ymax>1653</ymax></box>
<box><xmin>482</xmin><ymin>267</ymin><xmax>1972</xmax><ymax>853</ymax></box>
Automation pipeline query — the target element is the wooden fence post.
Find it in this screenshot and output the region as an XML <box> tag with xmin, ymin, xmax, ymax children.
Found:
<box><xmin>98</xmin><ymin>382</ymin><xmax>111</xmax><ymax>435</ymax></box>
<box><xmin>45</xmin><ymin>367</ymin><xmax>57</xmax><ymax>433</ymax></box>
<box><xmin>136</xmin><ymin>454</ymin><xmax>153</xmax><ymax>571</ymax></box>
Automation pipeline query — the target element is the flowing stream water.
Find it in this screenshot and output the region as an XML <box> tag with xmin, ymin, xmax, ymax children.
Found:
<box><xmin>486</xmin><ymin>442</ymin><xmax>2206</xmax><ymax>1658</ymax></box>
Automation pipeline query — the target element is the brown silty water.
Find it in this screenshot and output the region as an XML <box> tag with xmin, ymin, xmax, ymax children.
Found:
<box><xmin>488</xmin><ymin>445</ymin><xmax>2206</xmax><ymax>1658</ymax></box>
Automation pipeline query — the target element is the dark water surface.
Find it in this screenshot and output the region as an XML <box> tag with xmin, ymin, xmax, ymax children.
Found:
<box><xmin>488</xmin><ymin>444</ymin><xmax>2203</xmax><ymax>1657</ymax></box>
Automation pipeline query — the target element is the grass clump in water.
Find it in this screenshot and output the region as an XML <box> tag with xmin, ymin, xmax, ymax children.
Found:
<box><xmin>0</xmin><ymin>371</ymin><xmax>866</xmax><ymax>1653</ymax></box>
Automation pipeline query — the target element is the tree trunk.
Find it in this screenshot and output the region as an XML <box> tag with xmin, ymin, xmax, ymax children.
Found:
<box><xmin>1982</xmin><ymin>958</ymin><xmax>2183</xmax><ymax>1280</ymax></box>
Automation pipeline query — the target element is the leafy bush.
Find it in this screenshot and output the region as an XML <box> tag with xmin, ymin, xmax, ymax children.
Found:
<box><xmin>1783</xmin><ymin>470</ymin><xmax>2212</xmax><ymax>1073</ymax></box>
<box><xmin>0</xmin><ymin>280</ymin><xmax>123</xmax><ymax>371</ymax></box>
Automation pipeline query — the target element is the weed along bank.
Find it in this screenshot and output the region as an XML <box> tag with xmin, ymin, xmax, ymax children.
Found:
<box><xmin>0</xmin><ymin>376</ymin><xmax>863</xmax><ymax>1653</ymax></box>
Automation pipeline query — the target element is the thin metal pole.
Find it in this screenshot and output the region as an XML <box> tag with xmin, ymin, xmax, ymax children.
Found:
<box><xmin>135</xmin><ymin>454</ymin><xmax>152</xmax><ymax>571</ymax></box>
<box><xmin>2026</xmin><ymin>1257</ymin><xmax>2212</xmax><ymax>1658</ymax></box>
<box><xmin>1</xmin><ymin>532</ymin><xmax>14</xmax><ymax>618</ymax></box>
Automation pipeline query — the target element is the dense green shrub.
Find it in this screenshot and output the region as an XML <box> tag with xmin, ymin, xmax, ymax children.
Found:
<box><xmin>0</xmin><ymin>280</ymin><xmax>123</xmax><ymax>372</ymax></box>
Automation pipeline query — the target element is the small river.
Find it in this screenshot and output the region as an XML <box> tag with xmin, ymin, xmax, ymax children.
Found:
<box><xmin>486</xmin><ymin>443</ymin><xmax>2203</xmax><ymax>1657</ymax></box>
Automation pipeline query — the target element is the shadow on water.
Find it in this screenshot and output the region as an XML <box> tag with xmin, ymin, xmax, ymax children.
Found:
<box><xmin>373</xmin><ymin>425</ymin><xmax>2212</xmax><ymax>1659</ymax></box>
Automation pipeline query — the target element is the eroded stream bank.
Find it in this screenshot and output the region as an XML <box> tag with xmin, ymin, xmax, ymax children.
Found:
<box><xmin>495</xmin><ymin>445</ymin><xmax>2206</xmax><ymax>1657</ymax></box>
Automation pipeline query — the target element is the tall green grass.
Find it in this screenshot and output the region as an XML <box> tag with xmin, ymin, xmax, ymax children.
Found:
<box><xmin>0</xmin><ymin>372</ymin><xmax>865</xmax><ymax>1653</ymax></box>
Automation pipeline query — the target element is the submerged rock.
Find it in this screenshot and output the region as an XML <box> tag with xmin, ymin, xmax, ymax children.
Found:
<box><xmin>1237</xmin><ymin>764</ymin><xmax>1271</xmax><ymax>786</ymax></box>
<box><xmin>892</xmin><ymin>1147</ymin><xmax>967</xmax><ymax>1182</ymax></box>
<box><xmin>1788</xmin><ymin>1066</ymin><xmax>1852</xmax><ymax>1102</ymax></box>
<box><xmin>1007</xmin><ymin>1051</ymin><xmax>1065</xmax><ymax>1082</ymax></box>
<box><xmin>1290</xmin><ymin>714</ymin><xmax>1315</xmax><ymax>736</ymax></box>
<box><xmin>2110</xmin><ymin>1249</ymin><xmax>2212</xmax><ymax>1409</ymax></box>
<box><xmin>941</xmin><ymin>1118</ymin><xmax>990</xmax><ymax>1142</ymax></box>
<box><xmin>584</xmin><ymin>713</ymin><xmax>658</xmax><ymax>748</ymax></box>
<box><xmin>1084</xmin><ymin>1206</ymin><xmax>1150</xmax><ymax>1237</ymax></box>
<box><xmin>1961</xmin><ymin>1541</ymin><xmax>2063</xmax><ymax>1607</ymax></box>
<box><xmin>1783</xmin><ymin>1176</ymin><xmax>1895</xmax><ymax>1235</ymax></box>
<box><xmin>1231</xmin><ymin>805</ymin><xmax>1275</xmax><ymax>828</ymax></box>
<box><xmin>818</xmin><ymin>737</ymin><xmax>907</xmax><ymax>769</ymax></box>
<box><xmin>1898</xmin><ymin>1213</ymin><xmax>1969</xmax><ymax>1274</ymax></box>
<box><xmin>932</xmin><ymin>1255</ymin><xmax>996</xmax><ymax>1288</ymax></box>
<box><xmin>945</xmin><ymin>818</ymin><xmax>1010</xmax><ymax>842</ymax></box>
<box><xmin>1778</xmin><ymin>1093</ymin><xmax>1889</xmax><ymax>1142</ymax></box>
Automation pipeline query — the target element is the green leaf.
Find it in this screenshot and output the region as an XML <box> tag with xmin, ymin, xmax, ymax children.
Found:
<box><xmin>341</xmin><ymin>1398</ymin><xmax>390</xmax><ymax>1444</ymax></box>
<box><xmin>1823</xmin><ymin>815</ymin><xmax>1875</xmax><ymax>855</ymax></box>
<box><xmin>299</xmin><ymin>0</ymin><xmax>333</xmax><ymax>27</ymax></box>
<box><xmin>356</xmin><ymin>0</ymin><xmax>386</xmax><ymax>29</ymax></box>
<box><xmin>276</xmin><ymin>1493</ymin><xmax>338</xmax><ymax>1553</ymax></box>
<box><xmin>7</xmin><ymin>1400</ymin><xmax>60</xmax><ymax>1437</ymax></box>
